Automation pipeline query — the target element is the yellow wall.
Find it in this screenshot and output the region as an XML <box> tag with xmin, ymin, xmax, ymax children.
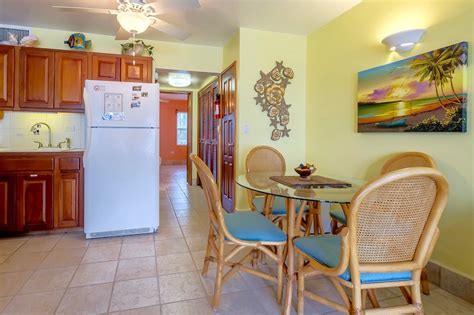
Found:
<box><xmin>306</xmin><ymin>1</ymin><xmax>474</xmax><ymax>278</ymax></box>
<box><xmin>235</xmin><ymin>28</ymin><xmax>307</xmax><ymax>209</ymax></box>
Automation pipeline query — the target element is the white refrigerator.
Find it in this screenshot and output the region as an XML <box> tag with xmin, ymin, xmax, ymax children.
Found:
<box><xmin>83</xmin><ymin>80</ymin><xmax>160</xmax><ymax>239</ymax></box>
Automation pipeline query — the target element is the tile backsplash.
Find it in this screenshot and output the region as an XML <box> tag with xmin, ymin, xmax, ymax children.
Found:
<box><xmin>0</xmin><ymin>112</ymin><xmax>85</xmax><ymax>149</ymax></box>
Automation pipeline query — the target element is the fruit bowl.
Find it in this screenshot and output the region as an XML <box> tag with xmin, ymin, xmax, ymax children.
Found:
<box><xmin>294</xmin><ymin>163</ymin><xmax>316</xmax><ymax>180</ymax></box>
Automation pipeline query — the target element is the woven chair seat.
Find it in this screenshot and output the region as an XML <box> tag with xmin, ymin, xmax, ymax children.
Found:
<box><xmin>225</xmin><ymin>211</ymin><xmax>287</xmax><ymax>242</ymax></box>
<box><xmin>253</xmin><ymin>196</ymin><xmax>307</xmax><ymax>216</ymax></box>
<box><xmin>329</xmin><ymin>207</ymin><xmax>346</xmax><ymax>224</ymax></box>
<box><xmin>294</xmin><ymin>235</ymin><xmax>412</xmax><ymax>284</ymax></box>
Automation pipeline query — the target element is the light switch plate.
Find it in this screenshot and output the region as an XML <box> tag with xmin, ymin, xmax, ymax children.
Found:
<box><xmin>242</xmin><ymin>123</ymin><xmax>249</xmax><ymax>135</ymax></box>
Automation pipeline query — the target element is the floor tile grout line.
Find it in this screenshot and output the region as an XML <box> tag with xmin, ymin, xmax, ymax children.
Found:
<box><xmin>106</xmin><ymin>239</ymin><xmax>123</xmax><ymax>313</ymax></box>
<box><xmin>51</xmin><ymin>263</ymin><xmax>80</xmax><ymax>314</ymax></box>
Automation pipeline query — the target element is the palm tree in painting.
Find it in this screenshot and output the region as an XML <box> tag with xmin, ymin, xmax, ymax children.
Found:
<box><xmin>442</xmin><ymin>43</ymin><xmax>467</xmax><ymax>103</ymax></box>
<box><xmin>410</xmin><ymin>43</ymin><xmax>466</xmax><ymax>109</ymax></box>
<box><xmin>410</xmin><ymin>50</ymin><xmax>449</xmax><ymax>110</ymax></box>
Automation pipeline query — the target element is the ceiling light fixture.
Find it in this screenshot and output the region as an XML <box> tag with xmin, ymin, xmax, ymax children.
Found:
<box><xmin>168</xmin><ymin>73</ymin><xmax>191</xmax><ymax>87</ymax></box>
<box><xmin>382</xmin><ymin>29</ymin><xmax>425</xmax><ymax>52</ymax></box>
<box><xmin>117</xmin><ymin>11</ymin><xmax>151</xmax><ymax>34</ymax></box>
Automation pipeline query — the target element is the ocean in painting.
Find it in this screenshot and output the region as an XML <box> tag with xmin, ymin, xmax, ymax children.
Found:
<box><xmin>358</xmin><ymin>42</ymin><xmax>468</xmax><ymax>132</ymax></box>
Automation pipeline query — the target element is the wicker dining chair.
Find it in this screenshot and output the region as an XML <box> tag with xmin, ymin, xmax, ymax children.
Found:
<box><xmin>295</xmin><ymin>167</ymin><xmax>448</xmax><ymax>314</ymax></box>
<box><xmin>191</xmin><ymin>154</ymin><xmax>286</xmax><ymax>309</ymax></box>
<box><xmin>245</xmin><ymin>145</ymin><xmax>322</xmax><ymax>235</ymax></box>
<box><xmin>329</xmin><ymin>152</ymin><xmax>437</xmax><ymax>295</ymax></box>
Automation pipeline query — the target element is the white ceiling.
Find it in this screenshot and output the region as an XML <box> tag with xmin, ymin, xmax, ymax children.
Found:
<box><xmin>0</xmin><ymin>0</ymin><xmax>361</xmax><ymax>46</ymax></box>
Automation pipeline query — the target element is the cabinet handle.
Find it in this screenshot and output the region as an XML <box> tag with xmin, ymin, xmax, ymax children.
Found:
<box><xmin>30</xmin><ymin>174</ymin><xmax>38</xmax><ymax>177</ymax></box>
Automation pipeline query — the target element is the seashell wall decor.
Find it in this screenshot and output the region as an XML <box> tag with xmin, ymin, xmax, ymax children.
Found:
<box><xmin>254</xmin><ymin>61</ymin><xmax>294</xmax><ymax>141</ymax></box>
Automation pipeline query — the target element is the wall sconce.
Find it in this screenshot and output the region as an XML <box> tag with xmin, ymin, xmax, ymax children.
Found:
<box><xmin>382</xmin><ymin>29</ymin><xmax>425</xmax><ymax>52</ymax></box>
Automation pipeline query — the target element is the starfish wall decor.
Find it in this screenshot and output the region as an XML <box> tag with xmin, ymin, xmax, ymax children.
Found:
<box><xmin>254</xmin><ymin>61</ymin><xmax>294</xmax><ymax>141</ymax></box>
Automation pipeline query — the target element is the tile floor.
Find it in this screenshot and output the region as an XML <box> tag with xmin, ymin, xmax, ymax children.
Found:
<box><xmin>0</xmin><ymin>165</ymin><xmax>473</xmax><ymax>314</ymax></box>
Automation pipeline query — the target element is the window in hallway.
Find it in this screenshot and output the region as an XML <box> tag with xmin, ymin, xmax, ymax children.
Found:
<box><xmin>176</xmin><ymin>112</ymin><xmax>187</xmax><ymax>145</ymax></box>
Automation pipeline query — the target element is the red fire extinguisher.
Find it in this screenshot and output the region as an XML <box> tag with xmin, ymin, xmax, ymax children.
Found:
<box><xmin>214</xmin><ymin>94</ymin><xmax>221</xmax><ymax>119</ymax></box>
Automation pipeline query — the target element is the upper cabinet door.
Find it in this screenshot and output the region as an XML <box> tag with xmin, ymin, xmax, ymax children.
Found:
<box><xmin>91</xmin><ymin>54</ymin><xmax>121</xmax><ymax>81</ymax></box>
<box><xmin>19</xmin><ymin>48</ymin><xmax>54</xmax><ymax>109</ymax></box>
<box><xmin>120</xmin><ymin>57</ymin><xmax>152</xmax><ymax>83</ymax></box>
<box><xmin>0</xmin><ymin>46</ymin><xmax>14</xmax><ymax>109</ymax></box>
<box><xmin>54</xmin><ymin>51</ymin><xmax>88</xmax><ymax>111</ymax></box>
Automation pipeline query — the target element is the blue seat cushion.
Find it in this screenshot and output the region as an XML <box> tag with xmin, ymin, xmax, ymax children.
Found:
<box><xmin>224</xmin><ymin>211</ymin><xmax>287</xmax><ymax>242</ymax></box>
<box><xmin>329</xmin><ymin>207</ymin><xmax>347</xmax><ymax>224</ymax></box>
<box><xmin>294</xmin><ymin>235</ymin><xmax>412</xmax><ymax>284</ymax></box>
<box><xmin>253</xmin><ymin>196</ymin><xmax>306</xmax><ymax>216</ymax></box>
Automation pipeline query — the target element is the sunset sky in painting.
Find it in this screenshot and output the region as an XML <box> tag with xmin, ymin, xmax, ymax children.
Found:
<box><xmin>358</xmin><ymin>43</ymin><xmax>467</xmax><ymax>104</ymax></box>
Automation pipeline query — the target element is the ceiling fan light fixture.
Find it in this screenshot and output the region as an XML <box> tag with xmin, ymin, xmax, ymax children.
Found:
<box><xmin>168</xmin><ymin>72</ymin><xmax>191</xmax><ymax>87</ymax></box>
<box><xmin>117</xmin><ymin>11</ymin><xmax>151</xmax><ymax>34</ymax></box>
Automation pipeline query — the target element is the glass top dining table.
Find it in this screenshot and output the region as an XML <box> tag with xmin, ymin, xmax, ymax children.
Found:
<box><xmin>236</xmin><ymin>172</ymin><xmax>364</xmax><ymax>204</ymax></box>
<box><xmin>235</xmin><ymin>172</ymin><xmax>365</xmax><ymax>315</ymax></box>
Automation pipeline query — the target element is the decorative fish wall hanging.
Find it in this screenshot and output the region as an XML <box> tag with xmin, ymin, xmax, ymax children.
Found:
<box><xmin>64</xmin><ymin>33</ymin><xmax>91</xmax><ymax>49</ymax></box>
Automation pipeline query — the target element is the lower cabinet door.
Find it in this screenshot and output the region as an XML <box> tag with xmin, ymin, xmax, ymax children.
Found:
<box><xmin>57</xmin><ymin>172</ymin><xmax>80</xmax><ymax>228</ymax></box>
<box><xmin>0</xmin><ymin>175</ymin><xmax>15</xmax><ymax>232</ymax></box>
<box><xmin>17</xmin><ymin>174</ymin><xmax>53</xmax><ymax>231</ymax></box>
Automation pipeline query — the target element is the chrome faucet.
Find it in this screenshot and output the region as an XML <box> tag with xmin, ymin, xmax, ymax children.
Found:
<box><xmin>30</xmin><ymin>122</ymin><xmax>52</xmax><ymax>148</ymax></box>
<box><xmin>57</xmin><ymin>137</ymin><xmax>71</xmax><ymax>149</ymax></box>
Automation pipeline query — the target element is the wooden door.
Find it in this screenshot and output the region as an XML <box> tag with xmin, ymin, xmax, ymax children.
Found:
<box><xmin>120</xmin><ymin>57</ymin><xmax>152</xmax><ymax>83</ymax></box>
<box><xmin>54</xmin><ymin>51</ymin><xmax>88</xmax><ymax>110</ymax></box>
<box><xmin>91</xmin><ymin>54</ymin><xmax>121</xmax><ymax>81</ymax></box>
<box><xmin>17</xmin><ymin>174</ymin><xmax>53</xmax><ymax>231</ymax></box>
<box><xmin>57</xmin><ymin>171</ymin><xmax>80</xmax><ymax>228</ymax></box>
<box><xmin>0</xmin><ymin>175</ymin><xmax>15</xmax><ymax>232</ymax></box>
<box><xmin>0</xmin><ymin>46</ymin><xmax>14</xmax><ymax>109</ymax></box>
<box><xmin>198</xmin><ymin>79</ymin><xmax>219</xmax><ymax>181</ymax></box>
<box><xmin>19</xmin><ymin>48</ymin><xmax>54</xmax><ymax>109</ymax></box>
<box><xmin>220</xmin><ymin>63</ymin><xmax>236</xmax><ymax>212</ymax></box>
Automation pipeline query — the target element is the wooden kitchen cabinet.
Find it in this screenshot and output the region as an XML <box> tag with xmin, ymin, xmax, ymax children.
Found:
<box><xmin>16</xmin><ymin>173</ymin><xmax>54</xmax><ymax>231</ymax></box>
<box><xmin>0</xmin><ymin>46</ymin><xmax>14</xmax><ymax>109</ymax></box>
<box><xmin>121</xmin><ymin>56</ymin><xmax>152</xmax><ymax>83</ymax></box>
<box><xmin>19</xmin><ymin>48</ymin><xmax>55</xmax><ymax>109</ymax></box>
<box><xmin>0</xmin><ymin>175</ymin><xmax>16</xmax><ymax>232</ymax></box>
<box><xmin>0</xmin><ymin>44</ymin><xmax>153</xmax><ymax>113</ymax></box>
<box><xmin>0</xmin><ymin>152</ymin><xmax>83</xmax><ymax>234</ymax></box>
<box><xmin>90</xmin><ymin>54</ymin><xmax>121</xmax><ymax>81</ymax></box>
<box><xmin>56</xmin><ymin>156</ymin><xmax>82</xmax><ymax>228</ymax></box>
<box><xmin>54</xmin><ymin>51</ymin><xmax>88</xmax><ymax>111</ymax></box>
<box><xmin>57</xmin><ymin>172</ymin><xmax>80</xmax><ymax>228</ymax></box>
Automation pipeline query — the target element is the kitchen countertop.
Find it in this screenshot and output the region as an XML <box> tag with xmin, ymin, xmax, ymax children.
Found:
<box><xmin>0</xmin><ymin>148</ymin><xmax>84</xmax><ymax>153</ymax></box>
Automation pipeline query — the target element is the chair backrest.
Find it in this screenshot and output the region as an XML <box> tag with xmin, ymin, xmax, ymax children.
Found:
<box><xmin>348</xmin><ymin>167</ymin><xmax>448</xmax><ymax>274</ymax></box>
<box><xmin>190</xmin><ymin>154</ymin><xmax>225</xmax><ymax>231</ymax></box>
<box><xmin>245</xmin><ymin>145</ymin><xmax>286</xmax><ymax>173</ymax></box>
<box><xmin>381</xmin><ymin>152</ymin><xmax>436</xmax><ymax>175</ymax></box>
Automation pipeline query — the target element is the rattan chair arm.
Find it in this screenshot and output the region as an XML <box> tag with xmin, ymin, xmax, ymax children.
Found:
<box><xmin>246</xmin><ymin>190</ymin><xmax>257</xmax><ymax>211</ymax></box>
<box><xmin>295</xmin><ymin>200</ymin><xmax>308</xmax><ymax>233</ymax></box>
<box><xmin>423</xmin><ymin>227</ymin><xmax>440</xmax><ymax>267</ymax></box>
<box><xmin>300</xmin><ymin>228</ymin><xmax>350</xmax><ymax>276</ymax></box>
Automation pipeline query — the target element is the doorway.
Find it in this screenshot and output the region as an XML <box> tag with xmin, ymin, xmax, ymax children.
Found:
<box><xmin>159</xmin><ymin>91</ymin><xmax>193</xmax><ymax>185</ymax></box>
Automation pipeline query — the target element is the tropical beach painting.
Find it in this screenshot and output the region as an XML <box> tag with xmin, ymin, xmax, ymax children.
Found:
<box><xmin>358</xmin><ymin>42</ymin><xmax>468</xmax><ymax>132</ymax></box>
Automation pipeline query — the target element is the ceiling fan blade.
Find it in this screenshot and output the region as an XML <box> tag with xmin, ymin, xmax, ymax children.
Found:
<box><xmin>150</xmin><ymin>19</ymin><xmax>190</xmax><ymax>40</ymax></box>
<box><xmin>115</xmin><ymin>27</ymin><xmax>130</xmax><ymax>40</ymax></box>
<box><xmin>52</xmin><ymin>6</ymin><xmax>118</xmax><ymax>15</ymax></box>
<box><xmin>145</xmin><ymin>0</ymin><xmax>200</xmax><ymax>15</ymax></box>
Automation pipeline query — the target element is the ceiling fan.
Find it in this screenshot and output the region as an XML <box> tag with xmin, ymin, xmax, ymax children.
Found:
<box><xmin>53</xmin><ymin>0</ymin><xmax>200</xmax><ymax>41</ymax></box>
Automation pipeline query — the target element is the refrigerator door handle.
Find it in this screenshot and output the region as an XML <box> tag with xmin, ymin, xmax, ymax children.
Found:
<box><xmin>83</xmin><ymin>89</ymin><xmax>92</xmax><ymax>169</ymax></box>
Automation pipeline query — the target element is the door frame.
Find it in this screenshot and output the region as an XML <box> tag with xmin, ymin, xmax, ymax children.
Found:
<box><xmin>159</xmin><ymin>90</ymin><xmax>193</xmax><ymax>186</ymax></box>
